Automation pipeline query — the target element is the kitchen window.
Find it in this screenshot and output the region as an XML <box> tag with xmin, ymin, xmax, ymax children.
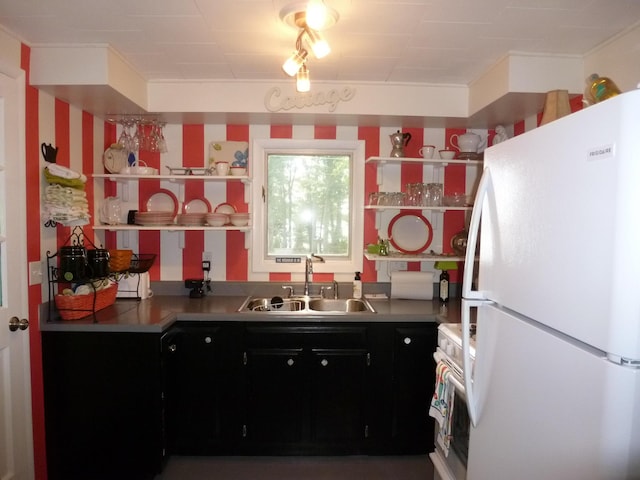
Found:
<box><xmin>251</xmin><ymin>139</ymin><xmax>364</xmax><ymax>275</ymax></box>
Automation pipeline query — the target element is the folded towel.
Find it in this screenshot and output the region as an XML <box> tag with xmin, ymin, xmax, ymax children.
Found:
<box><xmin>429</xmin><ymin>361</ymin><xmax>455</xmax><ymax>456</ymax></box>
<box><xmin>45</xmin><ymin>164</ymin><xmax>87</xmax><ymax>184</ymax></box>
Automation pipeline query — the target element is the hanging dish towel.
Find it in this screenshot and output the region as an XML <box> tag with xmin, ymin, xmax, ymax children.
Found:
<box><xmin>429</xmin><ymin>361</ymin><xmax>455</xmax><ymax>456</ymax></box>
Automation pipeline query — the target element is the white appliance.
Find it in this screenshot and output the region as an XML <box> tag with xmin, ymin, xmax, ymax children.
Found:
<box><xmin>460</xmin><ymin>90</ymin><xmax>640</xmax><ymax>480</ymax></box>
<box><xmin>116</xmin><ymin>272</ymin><xmax>153</xmax><ymax>299</ymax></box>
<box><xmin>430</xmin><ymin>323</ymin><xmax>475</xmax><ymax>480</ymax></box>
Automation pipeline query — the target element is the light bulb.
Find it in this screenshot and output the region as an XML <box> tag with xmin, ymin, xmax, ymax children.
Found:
<box><xmin>306</xmin><ymin>0</ymin><xmax>328</xmax><ymax>30</ymax></box>
<box><xmin>282</xmin><ymin>49</ymin><xmax>308</xmax><ymax>76</ymax></box>
<box><xmin>305</xmin><ymin>28</ymin><xmax>330</xmax><ymax>59</ymax></box>
<box><xmin>296</xmin><ymin>64</ymin><xmax>310</xmax><ymax>92</ymax></box>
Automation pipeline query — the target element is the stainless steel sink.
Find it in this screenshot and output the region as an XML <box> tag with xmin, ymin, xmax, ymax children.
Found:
<box><xmin>240</xmin><ymin>297</ymin><xmax>305</xmax><ymax>312</ymax></box>
<box><xmin>237</xmin><ymin>295</ymin><xmax>376</xmax><ymax>314</ymax></box>
<box><xmin>307</xmin><ymin>298</ymin><xmax>373</xmax><ymax>312</ymax></box>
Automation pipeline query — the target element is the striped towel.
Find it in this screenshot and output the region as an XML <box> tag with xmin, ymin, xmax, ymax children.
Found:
<box><xmin>429</xmin><ymin>361</ymin><xmax>455</xmax><ymax>456</ymax></box>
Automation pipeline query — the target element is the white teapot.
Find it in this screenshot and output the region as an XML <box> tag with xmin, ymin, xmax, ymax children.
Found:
<box><xmin>451</xmin><ymin>132</ymin><xmax>486</xmax><ymax>153</ymax></box>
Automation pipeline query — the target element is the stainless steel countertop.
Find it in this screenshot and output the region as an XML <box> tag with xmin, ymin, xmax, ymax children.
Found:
<box><xmin>40</xmin><ymin>294</ymin><xmax>461</xmax><ymax>333</ymax></box>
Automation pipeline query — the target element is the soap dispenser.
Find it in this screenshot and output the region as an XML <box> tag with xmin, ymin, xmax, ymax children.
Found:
<box><xmin>353</xmin><ymin>272</ymin><xmax>362</xmax><ymax>299</ymax></box>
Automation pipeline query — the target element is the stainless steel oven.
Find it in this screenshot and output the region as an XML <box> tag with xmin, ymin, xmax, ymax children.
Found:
<box><xmin>429</xmin><ymin>323</ymin><xmax>475</xmax><ymax>480</ymax></box>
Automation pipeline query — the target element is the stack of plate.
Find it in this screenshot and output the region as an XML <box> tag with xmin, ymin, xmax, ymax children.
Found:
<box><xmin>135</xmin><ymin>211</ymin><xmax>175</xmax><ymax>226</ymax></box>
<box><xmin>176</xmin><ymin>213</ymin><xmax>206</xmax><ymax>226</ymax></box>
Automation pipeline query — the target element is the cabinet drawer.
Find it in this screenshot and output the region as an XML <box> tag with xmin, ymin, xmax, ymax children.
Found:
<box><xmin>245</xmin><ymin>324</ymin><xmax>368</xmax><ymax>348</ymax></box>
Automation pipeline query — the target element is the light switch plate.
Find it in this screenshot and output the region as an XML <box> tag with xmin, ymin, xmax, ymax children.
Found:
<box><xmin>29</xmin><ymin>260</ymin><xmax>43</xmax><ymax>285</ymax></box>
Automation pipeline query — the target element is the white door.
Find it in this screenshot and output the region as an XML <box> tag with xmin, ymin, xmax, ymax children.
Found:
<box><xmin>0</xmin><ymin>66</ymin><xmax>34</xmax><ymax>478</ymax></box>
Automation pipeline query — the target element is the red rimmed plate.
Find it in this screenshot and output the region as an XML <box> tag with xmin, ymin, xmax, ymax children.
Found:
<box><xmin>142</xmin><ymin>189</ymin><xmax>179</xmax><ymax>217</ymax></box>
<box><xmin>214</xmin><ymin>202</ymin><xmax>236</xmax><ymax>215</ymax></box>
<box><xmin>183</xmin><ymin>197</ymin><xmax>212</xmax><ymax>214</ymax></box>
<box><xmin>388</xmin><ymin>212</ymin><xmax>433</xmax><ymax>254</ymax></box>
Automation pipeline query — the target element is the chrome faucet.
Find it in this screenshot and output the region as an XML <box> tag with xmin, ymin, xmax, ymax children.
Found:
<box><xmin>304</xmin><ymin>253</ymin><xmax>325</xmax><ymax>296</ymax></box>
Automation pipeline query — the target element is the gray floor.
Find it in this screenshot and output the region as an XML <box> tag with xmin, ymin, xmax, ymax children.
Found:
<box><xmin>156</xmin><ymin>455</ymin><xmax>434</xmax><ymax>480</ymax></box>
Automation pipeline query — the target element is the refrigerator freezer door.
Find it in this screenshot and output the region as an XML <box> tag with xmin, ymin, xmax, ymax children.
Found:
<box><xmin>478</xmin><ymin>89</ymin><xmax>640</xmax><ymax>359</ymax></box>
<box><xmin>467</xmin><ymin>303</ymin><xmax>640</xmax><ymax>480</ymax></box>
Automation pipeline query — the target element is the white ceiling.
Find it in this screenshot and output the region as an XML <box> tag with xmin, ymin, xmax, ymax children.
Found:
<box><xmin>1</xmin><ymin>0</ymin><xmax>640</xmax><ymax>86</ymax></box>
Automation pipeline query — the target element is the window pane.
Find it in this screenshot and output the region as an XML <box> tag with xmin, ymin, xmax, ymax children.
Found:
<box><xmin>266</xmin><ymin>153</ymin><xmax>351</xmax><ymax>257</ymax></box>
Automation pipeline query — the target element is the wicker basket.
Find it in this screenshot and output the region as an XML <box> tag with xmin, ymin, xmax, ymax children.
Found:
<box><xmin>54</xmin><ymin>283</ymin><xmax>118</xmax><ymax>321</ymax></box>
<box><xmin>108</xmin><ymin>249</ymin><xmax>133</xmax><ymax>273</ymax></box>
<box><xmin>129</xmin><ymin>254</ymin><xmax>156</xmax><ymax>273</ymax></box>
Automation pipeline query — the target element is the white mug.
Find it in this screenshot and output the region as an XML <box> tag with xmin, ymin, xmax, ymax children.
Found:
<box><xmin>419</xmin><ymin>145</ymin><xmax>435</xmax><ymax>158</ymax></box>
<box><xmin>215</xmin><ymin>161</ymin><xmax>230</xmax><ymax>176</ymax></box>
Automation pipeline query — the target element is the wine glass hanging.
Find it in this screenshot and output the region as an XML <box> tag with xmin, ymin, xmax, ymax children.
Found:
<box><xmin>108</xmin><ymin>115</ymin><xmax>168</xmax><ymax>154</ymax></box>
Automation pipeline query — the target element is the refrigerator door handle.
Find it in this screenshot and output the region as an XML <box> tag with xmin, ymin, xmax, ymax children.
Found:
<box><xmin>462</xmin><ymin>298</ymin><xmax>490</xmax><ymax>427</ymax></box>
<box><xmin>462</xmin><ymin>166</ymin><xmax>492</xmax><ymax>300</ymax></box>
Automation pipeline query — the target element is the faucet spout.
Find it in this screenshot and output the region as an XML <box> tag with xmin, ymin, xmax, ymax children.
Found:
<box><xmin>304</xmin><ymin>253</ymin><xmax>325</xmax><ymax>296</ymax></box>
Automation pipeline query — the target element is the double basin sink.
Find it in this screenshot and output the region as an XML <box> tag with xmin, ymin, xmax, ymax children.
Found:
<box><xmin>238</xmin><ymin>295</ymin><xmax>376</xmax><ymax>315</ymax></box>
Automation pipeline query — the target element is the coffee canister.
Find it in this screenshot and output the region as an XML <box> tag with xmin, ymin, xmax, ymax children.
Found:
<box><xmin>59</xmin><ymin>246</ymin><xmax>88</xmax><ymax>282</ymax></box>
<box><xmin>87</xmin><ymin>248</ymin><xmax>110</xmax><ymax>278</ymax></box>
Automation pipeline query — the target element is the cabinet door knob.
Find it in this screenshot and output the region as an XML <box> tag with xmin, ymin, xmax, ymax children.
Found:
<box><xmin>320</xmin><ymin>358</ymin><xmax>329</xmax><ymax>367</ymax></box>
<box><xmin>287</xmin><ymin>358</ymin><xmax>295</xmax><ymax>366</ymax></box>
<box><xmin>403</xmin><ymin>337</ymin><xmax>412</xmax><ymax>345</ymax></box>
<box><xmin>204</xmin><ymin>336</ymin><xmax>212</xmax><ymax>344</ymax></box>
<box><xmin>168</xmin><ymin>344</ymin><xmax>177</xmax><ymax>353</ymax></box>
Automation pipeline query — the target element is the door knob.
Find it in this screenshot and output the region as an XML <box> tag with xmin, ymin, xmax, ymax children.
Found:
<box><xmin>9</xmin><ymin>316</ymin><xmax>29</xmax><ymax>332</ymax></box>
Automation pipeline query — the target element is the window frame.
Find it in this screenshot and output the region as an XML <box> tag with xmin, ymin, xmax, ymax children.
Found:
<box><xmin>250</xmin><ymin>138</ymin><xmax>365</xmax><ymax>275</ymax></box>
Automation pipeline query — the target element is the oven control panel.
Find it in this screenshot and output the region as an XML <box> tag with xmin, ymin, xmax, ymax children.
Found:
<box><xmin>437</xmin><ymin>323</ymin><xmax>476</xmax><ymax>369</ymax></box>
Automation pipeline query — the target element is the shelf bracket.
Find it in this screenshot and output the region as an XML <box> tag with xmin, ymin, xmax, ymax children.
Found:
<box><xmin>118</xmin><ymin>230</ymin><xmax>131</xmax><ymax>249</ymax></box>
<box><xmin>374</xmin><ymin>211</ymin><xmax>382</xmax><ymax>231</ymax></box>
<box><xmin>120</xmin><ymin>181</ymin><xmax>130</xmax><ymax>202</ymax></box>
<box><xmin>376</xmin><ymin>164</ymin><xmax>384</xmax><ymax>186</ymax></box>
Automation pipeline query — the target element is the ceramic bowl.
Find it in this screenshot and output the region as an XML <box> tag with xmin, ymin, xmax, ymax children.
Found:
<box><xmin>206</xmin><ymin>213</ymin><xmax>228</xmax><ymax>227</ymax></box>
<box><xmin>439</xmin><ymin>149</ymin><xmax>456</xmax><ymax>160</ymax></box>
<box><xmin>229</xmin><ymin>213</ymin><xmax>250</xmax><ymax>227</ymax></box>
<box><xmin>230</xmin><ymin>167</ymin><xmax>247</xmax><ymax>176</ymax></box>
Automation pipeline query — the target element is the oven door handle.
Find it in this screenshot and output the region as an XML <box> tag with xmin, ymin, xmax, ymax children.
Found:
<box><xmin>433</xmin><ymin>351</ymin><xmax>467</xmax><ymax>399</ymax></box>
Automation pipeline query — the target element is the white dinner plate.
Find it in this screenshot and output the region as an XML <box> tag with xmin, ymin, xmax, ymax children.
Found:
<box><xmin>388</xmin><ymin>212</ymin><xmax>433</xmax><ymax>254</ymax></box>
<box><xmin>143</xmin><ymin>189</ymin><xmax>179</xmax><ymax>217</ymax></box>
<box><xmin>183</xmin><ymin>197</ymin><xmax>212</xmax><ymax>214</ymax></box>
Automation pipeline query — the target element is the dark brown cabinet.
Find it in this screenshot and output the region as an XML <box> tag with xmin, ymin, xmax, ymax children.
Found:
<box><xmin>42</xmin><ymin>331</ymin><xmax>170</xmax><ymax>480</ymax></box>
<box><xmin>42</xmin><ymin>319</ymin><xmax>438</xmax><ymax>475</ymax></box>
<box><xmin>242</xmin><ymin>324</ymin><xmax>371</xmax><ymax>454</ymax></box>
<box><xmin>389</xmin><ymin>326</ymin><xmax>438</xmax><ymax>453</ymax></box>
<box><xmin>164</xmin><ymin>323</ymin><xmax>244</xmax><ymax>454</ymax></box>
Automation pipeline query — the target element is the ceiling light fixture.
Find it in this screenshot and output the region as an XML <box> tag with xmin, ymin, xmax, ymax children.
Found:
<box><xmin>279</xmin><ymin>1</ymin><xmax>338</xmax><ymax>91</ymax></box>
<box><xmin>296</xmin><ymin>63</ymin><xmax>310</xmax><ymax>92</ymax></box>
<box><xmin>305</xmin><ymin>0</ymin><xmax>329</xmax><ymax>30</ymax></box>
<box><xmin>305</xmin><ymin>27</ymin><xmax>330</xmax><ymax>59</ymax></box>
<box><xmin>282</xmin><ymin>46</ymin><xmax>308</xmax><ymax>76</ymax></box>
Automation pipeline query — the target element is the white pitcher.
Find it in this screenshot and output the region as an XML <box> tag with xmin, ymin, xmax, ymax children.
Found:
<box><xmin>99</xmin><ymin>197</ymin><xmax>122</xmax><ymax>225</ymax></box>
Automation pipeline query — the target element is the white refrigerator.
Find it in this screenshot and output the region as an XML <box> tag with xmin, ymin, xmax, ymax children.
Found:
<box><xmin>461</xmin><ymin>89</ymin><xmax>640</xmax><ymax>479</ymax></box>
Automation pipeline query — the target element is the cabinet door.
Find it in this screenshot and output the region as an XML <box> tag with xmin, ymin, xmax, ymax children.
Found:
<box><xmin>391</xmin><ymin>325</ymin><xmax>438</xmax><ymax>452</ymax></box>
<box><xmin>310</xmin><ymin>348</ymin><xmax>369</xmax><ymax>449</ymax></box>
<box><xmin>165</xmin><ymin>324</ymin><xmax>243</xmax><ymax>454</ymax></box>
<box><xmin>243</xmin><ymin>348</ymin><xmax>306</xmax><ymax>450</ymax></box>
<box><xmin>42</xmin><ymin>332</ymin><xmax>164</xmax><ymax>480</ymax></box>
